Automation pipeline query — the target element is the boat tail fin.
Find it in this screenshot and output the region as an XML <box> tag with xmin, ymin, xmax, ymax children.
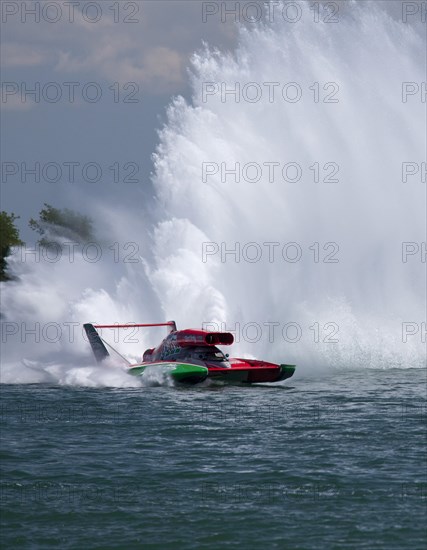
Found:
<box><xmin>167</xmin><ymin>320</ymin><xmax>177</xmax><ymax>333</ymax></box>
<box><xmin>84</xmin><ymin>323</ymin><xmax>109</xmax><ymax>363</ymax></box>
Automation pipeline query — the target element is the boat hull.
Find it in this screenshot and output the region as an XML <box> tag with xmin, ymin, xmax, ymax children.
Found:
<box><xmin>128</xmin><ymin>362</ymin><xmax>208</xmax><ymax>384</ymax></box>
<box><xmin>207</xmin><ymin>363</ymin><xmax>296</xmax><ymax>384</ymax></box>
<box><xmin>128</xmin><ymin>361</ymin><xmax>295</xmax><ymax>385</ymax></box>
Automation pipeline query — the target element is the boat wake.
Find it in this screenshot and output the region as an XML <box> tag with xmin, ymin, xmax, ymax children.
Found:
<box><xmin>1</xmin><ymin>358</ymin><xmax>142</xmax><ymax>387</ymax></box>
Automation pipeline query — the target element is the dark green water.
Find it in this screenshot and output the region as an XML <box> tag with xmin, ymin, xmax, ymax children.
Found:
<box><xmin>1</xmin><ymin>369</ymin><xmax>426</xmax><ymax>549</ymax></box>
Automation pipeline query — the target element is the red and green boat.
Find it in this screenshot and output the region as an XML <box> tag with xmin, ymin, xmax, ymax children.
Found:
<box><xmin>84</xmin><ymin>321</ymin><xmax>295</xmax><ymax>385</ymax></box>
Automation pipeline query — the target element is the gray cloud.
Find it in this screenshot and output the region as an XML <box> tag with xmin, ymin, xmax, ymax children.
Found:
<box><xmin>3</xmin><ymin>0</ymin><xmax>239</xmax><ymax>95</ymax></box>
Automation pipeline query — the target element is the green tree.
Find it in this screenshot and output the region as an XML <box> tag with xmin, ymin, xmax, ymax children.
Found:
<box><xmin>0</xmin><ymin>212</ymin><xmax>24</xmax><ymax>281</ymax></box>
<box><xmin>29</xmin><ymin>203</ymin><xmax>94</xmax><ymax>246</ymax></box>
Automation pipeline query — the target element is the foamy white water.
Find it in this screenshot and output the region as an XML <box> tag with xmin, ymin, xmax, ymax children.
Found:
<box><xmin>1</xmin><ymin>1</ymin><xmax>425</xmax><ymax>384</ymax></box>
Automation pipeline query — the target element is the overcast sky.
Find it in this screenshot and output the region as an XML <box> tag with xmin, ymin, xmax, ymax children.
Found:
<box><xmin>1</xmin><ymin>0</ymin><xmax>240</xmax><ymax>241</ymax></box>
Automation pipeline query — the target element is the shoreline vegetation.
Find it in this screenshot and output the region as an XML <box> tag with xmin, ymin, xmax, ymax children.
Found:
<box><xmin>0</xmin><ymin>204</ymin><xmax>94</xmax><ymax>281</ymax></box>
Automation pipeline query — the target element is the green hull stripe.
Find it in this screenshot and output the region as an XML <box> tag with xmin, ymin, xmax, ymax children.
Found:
<box><xmin>128</xmin><ymin>362</ymin><xmax>208</xmax><ymax>383</ymax></box>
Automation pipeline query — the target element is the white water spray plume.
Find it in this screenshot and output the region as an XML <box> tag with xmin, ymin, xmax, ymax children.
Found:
<box><xmin>1</xmin><ymin>1</ymin><xmax>425</xmax><ymax>385</ymax></box>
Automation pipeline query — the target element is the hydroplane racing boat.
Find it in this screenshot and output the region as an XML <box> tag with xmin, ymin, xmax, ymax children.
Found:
<box><xmin>84</xmin><ymin>322</ymin><xmax>296</xmax><ymax>385</ymax></box>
